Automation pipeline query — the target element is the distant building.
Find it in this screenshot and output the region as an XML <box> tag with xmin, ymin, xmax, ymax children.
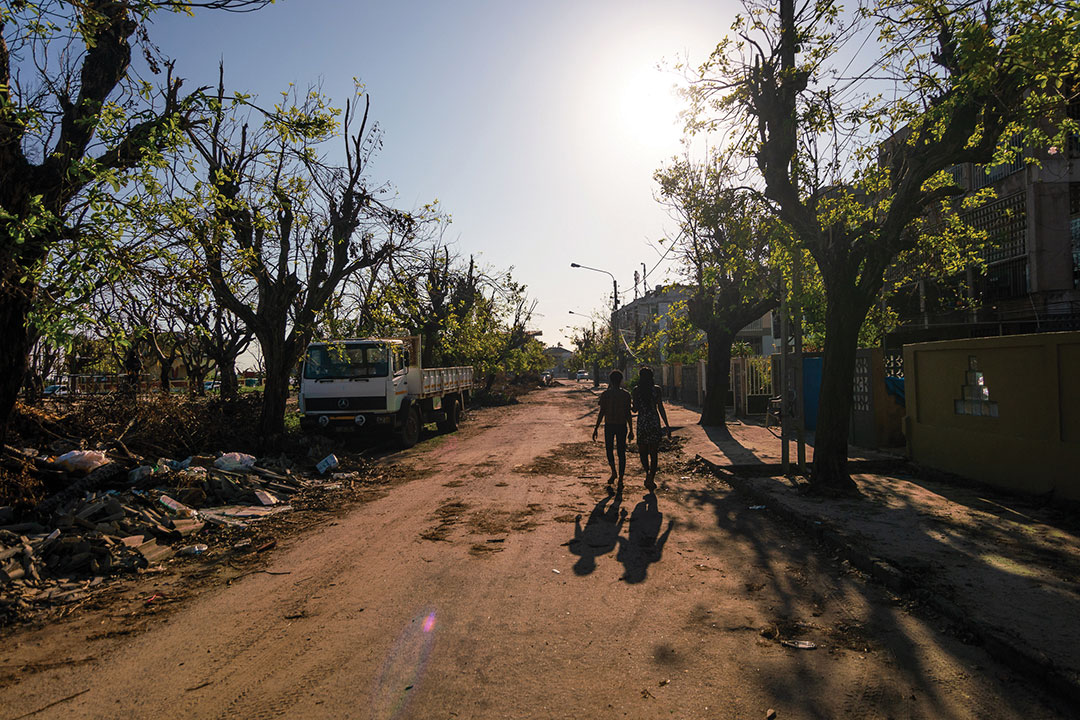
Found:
<box><xmin>543</xmin><ymin>345</ymin><xmax>574</xmax><ymax>376</ymax></box>
<box><xmin>614</xmin><ymin>284</ymin><xmax>776</xmax><ymax>359</ymax></box>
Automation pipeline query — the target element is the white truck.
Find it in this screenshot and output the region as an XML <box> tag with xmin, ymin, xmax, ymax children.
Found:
<box><xmin>298</xmin><ymin>337</ymin><xmax>474</xmax><ymax>447</ymax></box>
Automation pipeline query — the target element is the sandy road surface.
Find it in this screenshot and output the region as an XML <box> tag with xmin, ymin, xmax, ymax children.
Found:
<box><xmin>0</xmin><ymin>385</ymin><xmax>1068</xmax><ymax>719</ymax></box>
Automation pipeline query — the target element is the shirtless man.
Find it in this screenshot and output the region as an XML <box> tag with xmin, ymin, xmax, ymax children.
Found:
<box><xmin>592</xmin><ymin>370</ymin><xmax>634</xmax><ymax>487</ymax></box>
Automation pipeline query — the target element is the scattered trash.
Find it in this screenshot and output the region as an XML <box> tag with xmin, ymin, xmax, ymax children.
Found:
<box><xmin>214</xmin><ymin>452</ymin><xmax>256</xmax><ymax>471</ymax></box>
<box><xmin>253</xmin><ymin>490</ymin><xmax>278</xmax><ymax>506</ymax></box>
<box><xmin>56</xmin><ymin>450</ymin><xmax>109</xmax><ymax>474</ymax></box>
<box><xmin>128</xmin><ymin>465</ymin><xmax>154</xmax><ymax>483</ymax></box>
<box><xmin>659</xmin><ymin>679</ymin><xmax>670</xmax><ymax>687</ymax></box>
<box><xmin>158</xmin><ymin>495</ymin><xmax>196</xmax><ymax>518</ymax></box>
<box><xmin>780</xmin><ymin>640</ymin><xmax>817</xmax><ymax>650</ymax></box>
<box><xmin>315</xmin><ymin>454</ymin><xmax>339</xmax><ymax>474</ymax></box>
<box><xmin>0</xmin><ymin>434</ymin><xmax>347</xmax><ymax>621</ymax></box>
<box><xmin>767</xmin><ymin>709</ymin><xmax>777</xmax><ymax>720</ymax></box>
<box><xmin>255</xmin><ymin>540</ymin><xmax>276</xmax><ymax>553</ymax></box>
<box><xmin>166</xmin><ymin>457</ymin><xmax>193</xmax><ymax>471</ymax></box>
<box><xmin>552</xmin><ymin>569</ymin><xmax>561</xmax><ymax>574</ymax></box>
<box><xmin>749</xmin><ymin>505</ymin><xmax>766</xmax><ymax>511</ymax></box>
<box><xmin>199</xmin><ymin>505</ymin><xmax>291</xmax><ymax>529</ymax></box>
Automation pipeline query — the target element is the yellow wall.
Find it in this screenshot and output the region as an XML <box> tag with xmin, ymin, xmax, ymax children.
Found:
<box><xmin>904</xmin><ymin>331</ymin><xmax>1080</xmax><ymax>501</ymax></box>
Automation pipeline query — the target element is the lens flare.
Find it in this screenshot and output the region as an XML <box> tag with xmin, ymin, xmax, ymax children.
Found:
<box><xmin>371</xmin><ymin>607</ymin><xmax>438</xmax><ymax>720</ymax></box>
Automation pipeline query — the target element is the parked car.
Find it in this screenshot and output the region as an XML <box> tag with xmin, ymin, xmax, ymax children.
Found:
<box><xmin>42</xmin><ymin>385</ymin><xmax>68</xmax><ymax>396</ymax></box>
<box><xmin>204</xmin><ymin>381</ymin><xmax>221</xmax><ymax>391</ymax></box>
<box><xmin>575</xmin><ymin>370</ymin><xmax>589</xmax><ymax>381</ymax></box>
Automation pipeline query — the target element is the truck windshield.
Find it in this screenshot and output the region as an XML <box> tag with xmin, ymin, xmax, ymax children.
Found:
<box><xmin>304</xmin><ymin>344</ymin><xmax>389</xmax><ymax>379</ymax></box>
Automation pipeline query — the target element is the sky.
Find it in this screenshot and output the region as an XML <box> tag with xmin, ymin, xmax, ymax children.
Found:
<box><xmin>151</xmin><ymin>0</ymin><xmax>743</xmax><ymax>349</ymax></box>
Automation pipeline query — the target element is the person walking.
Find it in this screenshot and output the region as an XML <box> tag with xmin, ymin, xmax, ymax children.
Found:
<box><xmin>631</xmin><ymin>366</ymin><xmax>671</xmax><ymax>492</ymax></box>
<box><xmin>592</xmin><ymin>370</ymin><xmax>633</xmax><ymax>487</ymax></box>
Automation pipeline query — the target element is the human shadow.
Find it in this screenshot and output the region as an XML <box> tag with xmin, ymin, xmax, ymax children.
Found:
<box><xmin>616</xmin><ymin>492</ymin><xmax>674</xmax><ymax>584</ymax></box>
<box><xmin>568</xmin><ymin>486</ymin><xmax>626</xmax><ymax>575</ymax></box>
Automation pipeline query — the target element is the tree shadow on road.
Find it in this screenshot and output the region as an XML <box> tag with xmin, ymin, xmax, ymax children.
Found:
<box><xmin>569</xmin><ymin>486</ymin><xmax>626</xmax><ymax>575</ymax></box>
<box><xmin>616</xmin><ymin>492</ymin><xmax>673</xmax><ymax>584</ymax></box>
<box><xmin>701</xmin><ymin>425</ymin><xmax>768</xmax><ymax>466</ymax></box>
<box><xmin>682</xmin><ymin>483</ymin><xmax>954</xmax><ymax>717</ymax></box>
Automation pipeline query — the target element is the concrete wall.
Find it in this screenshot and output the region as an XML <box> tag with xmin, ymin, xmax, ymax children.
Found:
<box><xmin>904</xmin><ymin>331</ymin><xmax>1080</xmax><ymax>500</ymax></box>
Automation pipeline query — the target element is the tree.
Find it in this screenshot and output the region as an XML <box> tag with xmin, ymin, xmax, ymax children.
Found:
<box><xmin>0</xmin><ymin>0</ymin><xmax>271</xmax><ymax>442</ymax></box>
<box><xmin>331</xmin><ymin>236</ymin><xmax>546</xmax><ymax>384</ymax></box>
<box><xmin>627</xmin><ymin>299</ymin><xmax>707</xmax><ymax>370</ymax></box>
<box><xmin>656</xmin><ymin>158</ymin><xmax>783</xmax><ymax>426</ymax></box>
<box><xmin>176</xmin><ymin>77</ymin><xmax>428</xmax><ymax>446</ymax></box>
<box><xmin>570</xmin><ymin>321</ymin><xmax>610</xmax><ymax>383</ymax></box>
<box><xmin>689</xmin><ymin>0</ymin><xmax>1079</xmax><ymax>493</ymax></box>
<box><xmin>368</xmin><ymin>239</ymin><xmax>487</xmax><ymax>368</ymax></box>
<box><xmin>163</xmin><ymin>263</ymin><xmax>253</xmax><ymax>399</ymax></box>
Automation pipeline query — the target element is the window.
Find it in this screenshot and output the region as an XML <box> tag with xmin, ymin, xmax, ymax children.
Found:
<box><xmin>304</xmin><ymin>344</ymin><xmax>389</xmax><ymax>379</ymax></box>
<box><xmin>391</xmin><ymin>344</ymin><xmax>409</xmax><ymax>375</ymax></box>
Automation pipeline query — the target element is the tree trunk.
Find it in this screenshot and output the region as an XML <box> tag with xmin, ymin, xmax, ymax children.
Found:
<box><xmin>810</xmin><ymin>286</ymin><xmax>866</xmax><ymax>496</ymax></box>
<box><xmin>159</xmin><ymin>360</ymin><xmax>171</xmax><ymax>394</ymax></box>
<box><xmin>700</xmin><ymin>328</ymin><xmax>734</xmax><ymax>426</ymax></box>
<box><xmin>219</xmin><ymin>358</ymin><xmax>239</xmax><ymax>399</ymax></box>
<box><xmin>190</xmin><ymin>369</ymin><xmax>207</xmax><ymax>398</ymax></box>
<box><xmin>0</xmin><ymin>289</ymin><xmax>33</xmax><ymax>445</ymax></box>
<box><xmin>122</xmin><ymin>345</ymin><xmax>142</xmax><ymax>401</ymax></box>
<box><xmin>258</xmin><ymin>336</ymin><xmax>295</xmax><ymax>451</ymax></box>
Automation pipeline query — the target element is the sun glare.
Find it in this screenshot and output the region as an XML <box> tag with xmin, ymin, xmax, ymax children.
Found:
<box><xmin>617</xmin><ymin>66</ymin><xmax>683</xmax><ymax>152</ymax></box>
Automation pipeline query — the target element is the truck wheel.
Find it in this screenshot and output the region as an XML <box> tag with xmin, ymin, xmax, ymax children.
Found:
<box><xmin>397</xmin><ymin>406</ymin><xmax>421</xmax><ymax>448</ymax></box>
<box><xmin>437</xmin><ymin>398</ymin><xmax>461</xmax><ymax>433</ymax></box>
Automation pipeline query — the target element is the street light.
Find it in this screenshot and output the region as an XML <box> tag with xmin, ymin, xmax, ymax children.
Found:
<box><xmin>570</xmin><ymin>262</ymin><xmax>622</xmax><ymax>375</ymax></box>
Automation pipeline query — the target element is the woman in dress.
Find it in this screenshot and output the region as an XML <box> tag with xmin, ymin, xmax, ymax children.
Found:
<box><xmin>631</xmin><ymin>366</ymin><xmax>671</xmax><ymax>491</ymax></box>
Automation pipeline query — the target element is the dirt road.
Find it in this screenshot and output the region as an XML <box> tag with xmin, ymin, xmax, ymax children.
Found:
<box><xmin>0</xmin><ymin>385</ymin><xmax>1068</xmax><ymax>719</ymax></box>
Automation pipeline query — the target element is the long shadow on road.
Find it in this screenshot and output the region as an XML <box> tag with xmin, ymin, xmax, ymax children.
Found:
<box><xmin>569</xmin><ymin>486</ymin><xmax>626</xmax><ymax>576</ymax></box>
<box><xmin>617</xmin><ymin>492</ymin><xmax>673</xmax><ymax>584</ymax></box>
<box><xmin>683</xmin><ymin>481</ymin><xmax>958</xmax><ymax>718</ymax></box>
<box><xmin>567</xmin><ymin>487</ymin><xmax>675</xmax><ymax>584</ymax></box>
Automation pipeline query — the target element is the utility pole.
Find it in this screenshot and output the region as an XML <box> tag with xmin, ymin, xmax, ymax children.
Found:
<box><xmin>779</xmin><ymin>0</ymin><xmax>807</xmax><ymax>474</ymax></box>
<box><xmin>780</xmin><ymin>276</ymin><xmax>790</xmax><ymax>474</ymax></box>
<box><xmin>793</xmin><ymin>248</ymin><xmax>807</xmax><ymax>473</ymax></box>
<box><xmin>612</xmin><ymin>278</ymin><xmax>622</xmax><ymax>376</ymax></box>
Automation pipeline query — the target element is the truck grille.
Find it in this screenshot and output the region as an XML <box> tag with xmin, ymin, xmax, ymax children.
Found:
<box><xmin>305</xmin><ymin>396</ymin><xmax>386</xmax><ymax>412</ymax></box>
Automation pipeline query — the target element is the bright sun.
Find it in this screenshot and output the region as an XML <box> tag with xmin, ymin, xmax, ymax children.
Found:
<box><xmin>617</xmin><ymin>66</ymin><xmax>684</xmax><ymax>152</ymax></box>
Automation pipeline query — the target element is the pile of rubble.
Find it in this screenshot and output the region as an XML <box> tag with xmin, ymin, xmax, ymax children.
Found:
<box><xmin>0</xmin><ymin>448</ymin><xmax>348</xmax><ymax>622</ymax></box>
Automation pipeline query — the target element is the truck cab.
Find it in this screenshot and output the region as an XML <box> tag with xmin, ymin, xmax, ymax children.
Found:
<box><xmin>298</xmin><ymin>337</ymin><xmax>472</xmax><ymax>447</ymax></box>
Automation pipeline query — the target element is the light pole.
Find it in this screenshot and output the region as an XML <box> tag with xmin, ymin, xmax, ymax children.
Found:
<box><xmin>570</xmin><ymin>263</ymin><xmax>622</xmax><ymax>375</ymax></box>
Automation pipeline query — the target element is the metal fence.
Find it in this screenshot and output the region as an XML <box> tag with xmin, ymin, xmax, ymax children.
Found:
<box><xmin>731</xmin><ymin>356</ymin><xmax>774</xmax><ymax>415</ymax></box>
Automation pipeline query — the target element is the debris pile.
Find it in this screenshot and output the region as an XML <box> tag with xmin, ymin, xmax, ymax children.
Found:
<box><xmin>0</xmin><ymin>446</ymin><xmax>345</xmax><ymax>624</ymax></box>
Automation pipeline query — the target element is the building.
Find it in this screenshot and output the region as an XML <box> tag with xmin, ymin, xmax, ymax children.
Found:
<box><xmin>613</xmin><ymin>284</ymin><xmax>777</xmax><ymax>359</ymax></box>
<box><xmin>887</xmin><ymin>106</ymin><xmax>1080</xmax><ymax>346</ymax></box>
<box><xmin>543</xmin><ymin>345</ymin><xmax>575</xmax><ymax>376</ymax></box>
